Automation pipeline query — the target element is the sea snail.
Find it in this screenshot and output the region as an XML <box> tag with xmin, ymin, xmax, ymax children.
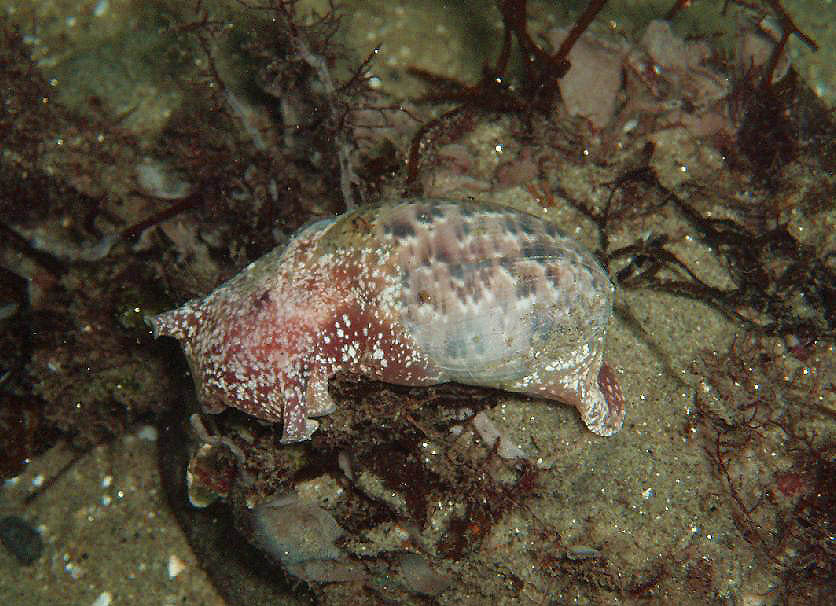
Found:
<box><xmin>150</xmin><ymin>198</ymin><xmax>625</xmax><ymax>442</ymax></box>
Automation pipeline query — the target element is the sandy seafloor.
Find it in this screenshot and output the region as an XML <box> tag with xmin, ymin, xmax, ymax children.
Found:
<box><xmin>0</xmin><ymin>1</ymin><xmax>832</xmax><ymax>605</ymax></box>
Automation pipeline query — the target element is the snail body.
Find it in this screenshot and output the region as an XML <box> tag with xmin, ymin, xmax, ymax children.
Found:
<box><xmin>151</xmin><ymin>199</ymin><xmax>625</xmax><ymax>441</ymax></box>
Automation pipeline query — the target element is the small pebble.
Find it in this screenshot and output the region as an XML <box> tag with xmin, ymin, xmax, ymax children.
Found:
<box><xmin>0</xmin><ymin>516</ymin><xmax>44</xmax><ymax>565</ymax></box>
<box><xmin>566</xmin><ymin>544</ymin><xmax>602</xmax><ymax>560</ymax></box>
<box><xmin>398</xmin><ymin>553</ymin><xmax>451</xmax><ymax>597</ymax></box>
<box><xmin>168</xmin><ymin>554</ymin><xmax>186</xmax><ymax>578</ymax></box>
<box><xmin>250</xmin><ymin>495</ymin><xmax>344</xmax><ymax>565</ymax></box>
<box><xmin>91</xmin><ymin>592</ymin><xmax>112</xmax><ymax>606</ymax></box>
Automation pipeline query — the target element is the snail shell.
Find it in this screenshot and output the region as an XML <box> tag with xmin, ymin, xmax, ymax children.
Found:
<box><xmin>150</xmin><ymin>199</ymin><xmax>625</xmax><ymax>442</ymax></box>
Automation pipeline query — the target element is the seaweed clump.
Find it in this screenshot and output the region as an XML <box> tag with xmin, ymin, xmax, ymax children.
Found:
<box><xmin>600</xmin><ymin>176</ymin><xmax>835</xmax><ymax>342</ymax></box>
<box><xmin>726</xmin><ymin>0</ymin><xmax>827</xmax><ymax>186</ymax></box>
<box><xmin>0</xmin><ymin>17</ymin><xmax>173</xmax><ymax>468</ymax></box>
<box><xmin>0</xmin><ymin>0</ymin><xmax>391</xmax><ymax>469</ymax></box>
<box><xmin>694</xmin><ymin>333</ymin><xmax>834</xmax><ymax>605</ymax></box>
<box><xmin>404</xmin><ymin>0</ymin><xmax>608</xmax><ymax>191</ymax></box>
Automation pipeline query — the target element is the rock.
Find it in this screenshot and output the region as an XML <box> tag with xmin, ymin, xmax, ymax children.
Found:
<box><xmin>0</xmin><ymin>516</ymin><xmax>43</xmax><ymax>565</ymax></box>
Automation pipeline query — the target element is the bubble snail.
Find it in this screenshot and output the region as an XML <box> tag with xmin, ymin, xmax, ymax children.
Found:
<box><xmin>150</xmin><ymin>199</ymin><xmax>625</xmax><ymax>443</ymax></box>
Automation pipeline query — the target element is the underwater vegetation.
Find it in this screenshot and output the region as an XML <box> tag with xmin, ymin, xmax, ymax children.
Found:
<box><xmin>0</xmin><ymin>1</ymin><xmax>832</xmax><ymax>604</ymax></box>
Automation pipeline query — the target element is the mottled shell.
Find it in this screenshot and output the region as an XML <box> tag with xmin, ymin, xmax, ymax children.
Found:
<box><xmin>150</xmin><ymin>199</ymin><xmax>625</xmax><ymax>442</ymax></box>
